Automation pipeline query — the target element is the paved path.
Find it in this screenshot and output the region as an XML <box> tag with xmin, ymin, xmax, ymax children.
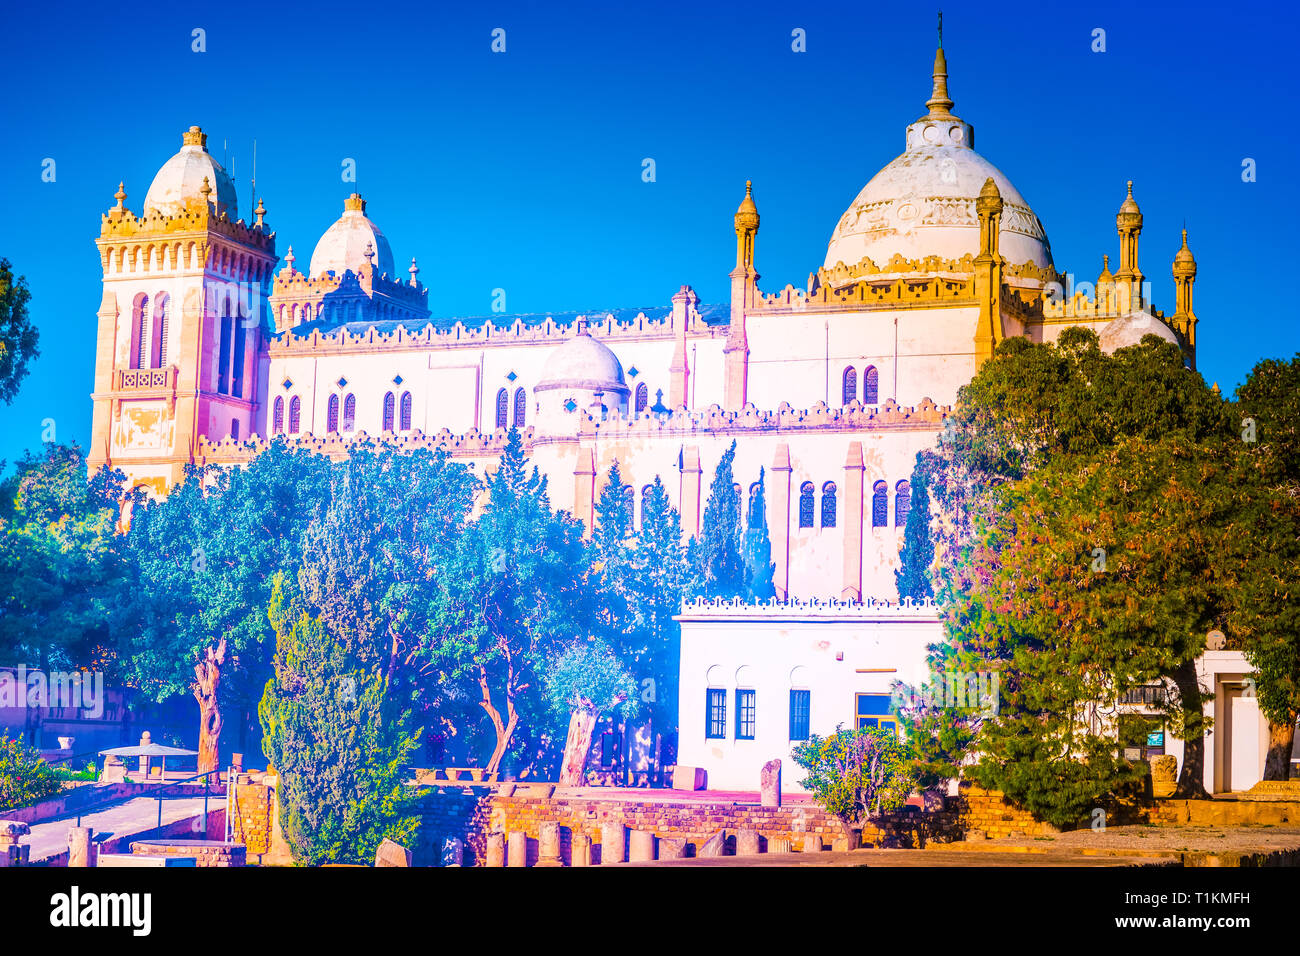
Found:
<box><xmin>26</xmin><ymin>794</ymin><xmax>224</xmax><ymax>863</ymax></box>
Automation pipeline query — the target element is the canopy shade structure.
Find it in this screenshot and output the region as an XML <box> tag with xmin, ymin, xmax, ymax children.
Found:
<box><xmin>98</xmin><ymin>743</ymin><xmax>198</xmax><ymax>758</ymax></box>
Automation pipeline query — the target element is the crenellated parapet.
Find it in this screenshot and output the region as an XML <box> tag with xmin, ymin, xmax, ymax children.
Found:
<box><xmin>757</xmin><ymin>273</ymin><xmax>977</xmax><ymax>313</ymax></box>
<box><xmin>268</xmin><ymin>303</ymin><xmax>727</xmax><ymax>355</ymax></box>
<box><xmin>569</xmin><ymin>397</ymin><xmax>949</xmax><ymax>440</ymax></box>
<box><xmin>676</xmin><ymin>594</ymin><xmax>940</xmax><ymax>618</ymax></box>
<box><xmin>195</xmin><ymin>425</ymin><xmax>537</xmax><ymax>466</ymax></box>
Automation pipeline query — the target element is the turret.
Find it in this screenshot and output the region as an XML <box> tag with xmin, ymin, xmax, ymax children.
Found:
<box><xmin>1115</xmin><ymin>181</ymin><xmax>1144</xmax><ymax>310</ymax></box>
<box><xmin>973</xmin><ymin>177</ymin><xmax>1004</xmax><ymax>364</ymax></box>
<box><xmin>725</xmin><ymin>180</ymin><xmax>759</xmax><ymax>410</ymax></box>
<box><xmin>1172</xmin><ymin>228</ymin><xmax>1198</xmax><ymax>362</ymax></box>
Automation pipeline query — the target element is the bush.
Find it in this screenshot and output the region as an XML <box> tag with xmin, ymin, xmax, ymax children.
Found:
<box><xmin>0</xmin><ymin>733</ymin><xmax>62</xmax><ymax>811</ymax></box>
<box><xmin>791</xmin><ymin>726</ymin><xmax>914</xmax><ymax>834</ymax></box>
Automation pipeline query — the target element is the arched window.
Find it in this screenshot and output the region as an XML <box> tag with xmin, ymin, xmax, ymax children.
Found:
<box><xmin>327</xmin><ymin>394</ymin><xmax>340</xmax><ymax>433</ymax></box>
<box><xmin>821</xmin><ymin>482</ymin><xmax>837</xmax><ymax>528</ymax></box>
<box><xmin>134</xmin><ymin>294</ymin><xmax>150</xmax><ymax>369</ymax></box>
<box><xmin>495</xmin><ymin>388</ymin><xmax>508</xmax><ymax>429</ymax></box>
<box><xmin>288</xmin><ymin>396</ymin><xmax>301</xmax><ymax>434</ymax></box>
<box><xmin>217</xmin><ymin>308</ymin><xmax>232</xmax><ymax>394</ymax></box>
<box><xmin>895</xmin><ymin>479</ymin><xmax>911</xmax><ymax>528</ymax></box>
<box><xmin>512</xmin><ymin>387</ymin><xmax>526</xmax><ymax>428</ymax></box>
<box><xmin>272</xmin><ymin>396</ymin><xmax>284</xmax><ymax>435</ymax></box>
<box><xmin>635</xmin><ymin>382</ymin><xmax>649</xmax><ymax>413</ymax></box>
<box><xmin>863</xmin><ymin>365</ymin><xmax>879</xmax><ymax>404</ymax></box>
<box><xmin>841</xmin><ymin>366</ymin><xmax>857</xmax><ymax>405</ymax></box>
<box><xmin>399</xmin><ymin>391</ymin><xmax>413</xmax><ymax>431</ymax></box>
<box><xmin>342</xmin><ymin>394</ymin><xmax>356</xmax><ymax>432</ymax></box>
<box><xmin>231</xmin><ymin>320</ymin><xmax>246</xmax><ymax>398</ymax></box>
<box><xmin>153</xmin><ymin>293</ymin><xmax>169</xmax><ymax>367</ymax></box>
<box><xmin>798</xmin><ymin>482</ymin><xmax>815</xmax><ymax>528</ymax></box>
<box><xmin>230</xmin><ymin>419</ymin><xmax>240</xmax><ymax>441</ymax></box>
<box><xmin>871</xmin><ymin>480</ymin><xmax>888</xmax><ymax>528</ymax></box>
<box><xmin>382</xmin><ymin>392</ymin><xmax>395</xmax><ymax>431</ymax></box>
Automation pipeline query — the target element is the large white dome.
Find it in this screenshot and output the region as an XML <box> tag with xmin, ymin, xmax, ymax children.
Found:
<box><xmin>143</xmin><ymin>126</ymin><xmax>238</xmax><ymax>219</ymax></box>
<box><xmin>309</xmin><ymin>194</ymin><xmax>396</xmax><ymax>278</ymax></box>
<box><xmin>536</xmin><ymin>324</ymin><xmax>628</xmax><ymax>395</ymax></box>
<box><xmin>823</xmin><ymin>49</ymin><xmax>1051</xmax><ymax>275</ymax></box>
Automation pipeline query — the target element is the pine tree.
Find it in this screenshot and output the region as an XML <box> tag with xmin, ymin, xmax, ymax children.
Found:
<box><xmin>742</xmin><ymin>466</ymin><xmax>776</xmax><ymax>601</ymax></box>
<box><xmin>894</xmin><ymin>457</ymin><xmax>935</xmax><ymax>603</ymax></box>
<box><xmin>695</xmin><ymin>440</ymin><xmax>746</xmax><ymax>600</ymax></box>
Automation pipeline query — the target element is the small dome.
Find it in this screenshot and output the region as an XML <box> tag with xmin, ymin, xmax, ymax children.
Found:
<box><xmin>143</xmin><ymin>126</ymin><xmax>238</xmax><ymax>219</ymax></box>
<box><xmin>1097</xmin><ymin>312</ymin><xmax>1180</xmax><ymax>352</ymax></box>
<box><xmin>309</xmin><ymin>194</ymin><xmax>396</xmax><ymax>278</ymax></box>
<box><xmin>734</xmin><ymin>181</ymin><xmax>759</xmax><ymax>230</ymax></box>
<box><xmin>536</xmin><ymin>323</ymin><xmax>628</xmax><ymax>394</ymax></box>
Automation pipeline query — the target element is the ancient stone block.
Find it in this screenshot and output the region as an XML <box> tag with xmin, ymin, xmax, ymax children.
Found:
<box><xmin>671</xmin><ymin>766</ymin><xmax>706</xmax><ymax>791</ymax></box>
<box><xmin>600</xmin><ymin>823</ymin><xmax>626</xmax><ymax>864</ymax></box>
<box><xmin>767</xmin><ymin>837</ymin><xmax>792</xmax><ymax>854</ymax></box>
<box><xmin>760</xmin><ymin>759</ymin><xmax>782</xmax><ymax>808</ymax></box>
<box><xmin>536</xmin><ymin>822</ymin><xmax>562</xmax><ymax>867</ymax></box>
<box><xmin>628</xmin><ymin>830</ymin><xmax>655</xmax><ymax>862</ymax></box>
<box><xmin>571</xmin><ymin>832</ymin><xmax>591</xmax><ymax>867</ymax></box>
<box><xmin>659</xmin><ymin>837</ymin><xmax>687</xmax><ymax>859</ymax></box>
<box><xmin>700</xmin><ymin>830</ymin><xmax>728</xmax><ymax>858</ymax></box>
<box><xmin>375</xmin><ymin>838</ymin><xmax>412</xmax><ymax>867</ymax></box>
<box><xmin>485</xmin><ymin>832</ymin><xmax>505</xmax><ymax>867</ymax></box>
<box><xmin>736</xmin><ymin>828</ymin><xmax>761</xmax><ymax>856</ymax></box>
<box><xmin>802</xmin><ymin>834</ymin><xmax>823</xmax><ymax>853</ymax></box>
<box><xmin>507</xmin><ymin>830</ymin><xmax>528</xmax><ymax>867</ymax></box>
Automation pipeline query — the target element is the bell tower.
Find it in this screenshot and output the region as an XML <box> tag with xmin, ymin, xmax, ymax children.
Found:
<box><xmin>88</xmin><ymin>126</ymin><xmax>277</xmax><ymax>495</ymax></box>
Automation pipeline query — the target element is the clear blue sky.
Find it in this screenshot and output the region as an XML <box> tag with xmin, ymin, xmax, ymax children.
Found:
<box><xmin>1</xmin><ymin>0</ymin><xmax>1295</xmax><ymax>470</ymax></box>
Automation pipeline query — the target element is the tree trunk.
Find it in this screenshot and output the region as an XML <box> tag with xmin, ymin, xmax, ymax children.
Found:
<box><xmin>1264</xmin><ymin>718</ymin><xmax>1296</xmax><ymax>781</ymax></box>
<box><xmin>478</xmin><ymin>664</ymin><xmax>519</xmax><ymax>776</ymax></box>
<box><xmin>193</xmin><ymin>638</ymin><xmax>227</xmax><ymax>775</ymax></box>
<box><xmin>558</xmin><ymin>705</ymin><xmax>599</xmax><ymax>786</ymax></box>
<box><xmin>1171</xmin><ymin>659</ymin><xmax>1210</xmax><ymax>798</ymax></box>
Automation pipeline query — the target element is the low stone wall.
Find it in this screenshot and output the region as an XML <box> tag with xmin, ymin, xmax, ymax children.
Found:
<box><xmin>229</xmin><ymin>782</ymin><xmax>273</xmax><ymax>855</ymax></box>
<box><xmin>412</xmin><ymin>783</ymin><xmax>1049</xmax><ymax>865</ymax></box>
<box><xmin>130</xmin><ymin>839</ymin><xmax>246</xmax><ymax>867</ymax></box>
<box><xmin>1149</xmin><ymin>799</ymin><xmax>1300</xmax><ymax>828</ymax></box>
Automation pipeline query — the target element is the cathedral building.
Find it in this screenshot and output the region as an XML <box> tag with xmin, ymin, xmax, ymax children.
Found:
<box><xmin>87</xmin><ymin>45</ymin><xmax>1197</xmax><ymax>604</ymax></box>
<box><xmin>86</xmin><ymin>42</ymin><xmax>1243</xmax><ymax>793</ymax></box>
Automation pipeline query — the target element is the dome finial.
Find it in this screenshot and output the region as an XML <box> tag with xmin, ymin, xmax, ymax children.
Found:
<box><xmin>285</xmin><ymin>246</ymin><xmax>296</xmax><ymax>272</ymax></box>
<box><xmin>254</xmin><ymin>197</ymin><xmax>266</xmax><ymax>227</ymax></box>
<box><xmin>182</xmin><ymin>126</ymin><xmax>207</xmax><ymax>149</ymax></box>
<box><xmin>199</xmin><ymin>176</ymin><xmax>212</xmax><ymax>205</ymax></box>
<box><xmin>114</xmin><ymin>181</ymin><xmax>126</xmax><ymax>208</ymax></box>
<box><xmin>409</xmin><ymin>257</ymin><xmax>420</xmax><ymax>286</ymax></box>
<box><xmin>926</xmin><ymin>21</ymin><xmax>955</xmax><ymax>116</ymax></box>
<box><xmin>938</xmin><ymin>9</ymin><xmax>943</xmax><ymax>48</ymax></box>
<box><xmin>344</xmin><ymin>193</ymin><xmax>366</xmax><ymax>214</ymax></box>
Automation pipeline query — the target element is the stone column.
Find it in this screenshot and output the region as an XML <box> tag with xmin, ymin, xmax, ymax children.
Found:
<box><xmin>679</xmin><ymin>447</ymin><xmax>703</xmax><ymax>540</ymax></box>
<box><xmin>803</xmin><ymin>834</ymin><xmax>824</xmax><ymax>853</ymax></box>
<box><xmin>841</xmin><ymin>441</ymin><xmax>865</xmax><ymax>601</ymax></box>
<box><xmin>770</xmin><ymin>444</ymin><xmax>792</xmax><ymax>599</ymax></box>
<box><xmin>507</xmin><ymin>830</ymin><xmax>528</xmax><ymax>867</ymax></box>
<box><xmin>536</xmin><ymin>822</ymin><xmax>562</xmax><ymax>867</ymax></box>
<box><xmin>485</xmin><ymin>832</ymin><xmax>506</xmax><ymax>867</ymax></box>
<box><xmin>68</xmin><ymin>827</ymin><xmax>96</xmax><ymax>868</ymax></box>
<box><xmin>628</xmin><ymin>830</ymin><xmax>655</xmax><ymax>862</ymax></box>
<box><xmin>573</xmin><ymin>448</ymin><xmax>596</xmax><ymax>538</ymax></box>
<box><xmin>669</xmin><ymin>286</ymin><xmax>695</xmax><ymax>409</ymax></box>
<box><xmin>570</xmin><ymin>832</ymin><xmax>592</xmax><ymax>867</ymax></box>
<box><xmin>736</xmin><ymin>829</ymin><xmax>761</xmax><ymax>856</ymax></box>
<box><xmin>768</xmin><ymin>837</ymin><xmax>792</xmax><ymax>854</ymax></box>
<box><xmin>600</xmin><ymin>823</ymin><xmax>626</xmax><ymax>865</ymax></box>
<box><xmin>760</xmin><ymin>759</ymin><xmax>782</xmax><ymax>808</ymax></box>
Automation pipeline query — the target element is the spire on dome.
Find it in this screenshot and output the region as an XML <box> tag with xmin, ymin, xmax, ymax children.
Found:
<box><xmin>182</xmin><ymin>126</ymin><xmax>208</xmax><ymax>148</ymax></box>
<box><xmin>409</xmin><ymin>257</ymin><xmax>420</xmax><ymax>287</ymax></box>
<box><xmin>926</xmin><ymin>13</ymin><xmax>955</xmax><ymax>117</ymax></box>
<box><xmin>254</xmin><ymin>197</ymin><xmax>266</xmax><ymax>228</ymax></box>
<box><xmin>199</xmin><ymin>176</ymin><xmax>212</xmax><ymax>205</ymax></box>
<box><xmin>284</xmin><ymin>245</ymin><xmax>296</xmax><ymax>273</ymax></box>
<box><xmin>344</xmin><ymin>193</ymin><xmax>366</xmax><ymax>214</ymax></box>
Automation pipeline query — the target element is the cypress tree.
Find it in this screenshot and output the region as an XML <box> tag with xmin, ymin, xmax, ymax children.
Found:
<box><xmin>742</xmin><ymin>466</ymin><xmax>776</xmax><ymax>601</ymax></box>
<box><xmin>696</xmin><ymin>440</ymin><xmax>746</xmax><ymax>600</ymax></box>
<box><xmin>894</xmin><ymin>456</ymin><xmax>935</xmax><ymax>603</ymax></box>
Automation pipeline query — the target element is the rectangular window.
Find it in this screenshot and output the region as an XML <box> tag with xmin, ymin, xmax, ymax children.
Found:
<box><xmin>855</xmin><ymin>693</ymin><xmax>899</xmax><ymax>736</ymax></box>
<box><xmin>706</xmin><ymin>688</ymin><xmax>726</xmax><ymax>739</ymax></box>
<box><xmin>735</xmin><ymin>689</ymin><xmax>756</xmax><ymax>740</ymax></box>
<box><xmin>789</xmin><ymin>689</ymin><xmax>811</xmax><ymax>741</ymax></box>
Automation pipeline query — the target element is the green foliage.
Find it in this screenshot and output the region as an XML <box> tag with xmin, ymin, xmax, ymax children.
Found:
<box><xmin>791</xmin><ymin>726</ymin><xmax>914</xmax><ymax>830</ymax></box>
<box><xmin>542</xmin><ymin>637</ymin><xmax>640</xmax><ymax>720</ymax></box>
<box><xmin>0</xmin><ymin>732</ymin><xmax>61</xmax><ymax>811</ymax></box>
<box><xmin>1236</xmin><ymin>352</ymin><xmax>1300</xmax><ymax>486</ymax></box>
<box><xmin>0</xmin><ymin>443</ymin><xmax>133</xmax><ymax>672</ymax></box>
<box><xmin>742</xmin><ymin>467</ymin><xmax>776</xmax><ymax>601</ymax></box>
<box><xmin>0</xmin><ymin>259</ymin><xmax>39</xmax><ymax>405</ymax></box>
<box><xmin>260</xmin><ymin>577</ymin><xmax>421</xmax><ymax>866</ymax></box>
<box><xmin>695</xmin><ymin>440</ymin><xmax>746</xmax><ymax>600</ymax></box>
<box><xmin>894</xmin><ymin>458</ymin><xmax>934</xmax><ymax>603</ymax></box>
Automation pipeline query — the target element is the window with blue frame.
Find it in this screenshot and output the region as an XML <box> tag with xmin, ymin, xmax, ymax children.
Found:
<box><xmin>789</xmin><ymin>689</ymin><xmax>811</xmax><ymax>741</ymax></box>
<box><xmin>706</xmin><ymin>688</ymin><xmax>726</xmax><ymax>739</ymax></box>
<box><xmin>735</xmin><ymin>689</ymin><xmax>756</xmax><ymax>740</ymax></box>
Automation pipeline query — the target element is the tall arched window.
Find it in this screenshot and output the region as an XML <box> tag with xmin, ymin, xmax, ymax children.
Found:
<box><xmin>821</xmin><ymin>482</ymin><xmax>837</xmax><ymax>528</ymax></box>
<box><xmin>272</xmin><ymin>396</ymin><xmax>284</xmax><ymax>435</ymax></box>
<box><xmin>231</xmin><ymin>321</ymin><xmax>247</xmax><ymax>398</ymax></box>
<box><xmin>152</xmin><ymin>293</ymin><xmax>169</xmax><ymax>368</ymax></box>
<box><xmin>399</xmin><ymin>391</ymin><xmax>413</xmax><ymax>431</ymax></box>
<box><xmin>230</xmin><ymin>419</ymin><xmax>240</xmax><ymax>441</ymax></box>
<box><xmin>342</xmin><ymin>394</ymin><xmax>356</xmax><ymax>432</ymax></box>
<box><xmin>863</xmin><ymin>365</ymin><xmax>879</xmax><ymax>404</ymax></box>
<box><xmin>798</xmin><ymin>482</ymin><xmax>815</xmax><ymax>528</ymax></box>
<box><xmin>841</xmin><ymin>367</ymin><xmax>857</xmax><ymax>405</ymax></box>
<box><xmin>512</xmin><ymin>387</ymin><xmax>526</xmax><ymax>428</ymax></box>
<box><xmin>217</xmin><ymin>304</ymin><xmax>232</xmax><ymax>394</ymax></box>
<box><xmin>133</xmin><ymin>294</ymin><xmax>150</xmax><ymax>370</ymax></box>
<box><xmin>495</xmin><ymin>388</ymin><xmax>508</xmax><ymax>429</ymax></box>
<box><xmin>382</xmin><ymin>392</ymin><xmax>396</xmax><ymax>431</ymax></box>
<box><xmin>871</xmin><ymin>480</ymin><xmax>888</xmax><ymax>528</ymax></box>
<box><xmin>895</xmin><ymin>479</ymin><xmax>911</xmax><ymax>528</ymax></box>
<box><xmin>635</xmin><ymin>382</ymin><xmax>649</xmax><ymax>414</ymax></box>
<box><xmin>288</xmin><ymin>396</ymin><xmax>301</xmax><ymax>434</ymax></box>
<box><xmin>327</xmin><ymin>394</ymin><xmax>340</xmax><ymax>433</ymax></box>
<box><xmin>748</xmin><ymin>482</ymin><xmax>761</xmax><ymax>528</ymax></box>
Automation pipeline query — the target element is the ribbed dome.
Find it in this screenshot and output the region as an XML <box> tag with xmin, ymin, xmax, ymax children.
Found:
<box><xmin>536</xmin><ymin>324</ymin><xmax>628</xmax><ymax>394</ymax></box>
<box><xmin>143</xmin><ymin>126</ymin><xmax>238</xmax><ymax>219</ymax></box>
<box><xmin>823</xmin><ymin>49</ymin><xmax>1051</xmax><ymax>275</ymax></box>
<box><xmin>309</xmin><ymin>194</ymin><xmax>396</xmax><ymax>278</ymax></box>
